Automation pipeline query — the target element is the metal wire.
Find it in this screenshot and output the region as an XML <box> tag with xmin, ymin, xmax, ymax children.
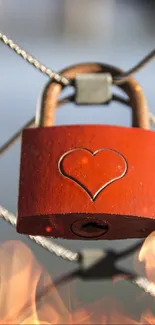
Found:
<box><xmin>113</xmin><ymin>49</ymin><xmax>155</xmax><ymax>85</ymax></box>
<box><xmin>0</xmin><ymin>32</ymin><xmax>70</xmax><ymax>86</ymax></box>
<box><xmin>0</xmin><ymin>31</ymin><xmax>155</xmax><ymax>85</ymax></box>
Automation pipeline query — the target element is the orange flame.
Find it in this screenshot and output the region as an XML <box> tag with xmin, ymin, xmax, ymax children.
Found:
<box><xmin>0</xmin><ymin>236</ymin><xmax>155</xmax><ymax>324</ymax></box>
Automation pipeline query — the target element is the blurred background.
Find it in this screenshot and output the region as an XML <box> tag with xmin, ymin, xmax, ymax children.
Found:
<box><xmin>0</xmin><ymin>0</ymin><xmax>155</xmax><ymax>323</ymax></box>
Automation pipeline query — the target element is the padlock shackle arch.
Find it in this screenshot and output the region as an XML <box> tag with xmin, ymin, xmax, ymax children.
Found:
<box><xmin>39</xmin><ymin>62</ymin><xmax>150</xmax><ymax>129</ymax></box>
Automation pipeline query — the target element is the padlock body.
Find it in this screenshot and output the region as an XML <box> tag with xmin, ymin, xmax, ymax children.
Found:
<box><xmin>17</xmin><ymin>125</ymin><xmax>155</xmax><ymax>239</ymax></box>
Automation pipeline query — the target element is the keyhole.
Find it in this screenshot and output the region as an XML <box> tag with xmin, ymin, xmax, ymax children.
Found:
<box><xmin>71</xmin><ymin>218</ymin><xmax>109</xmax><ymax>238</ymax></box>
<box><xmin>82</xmin><ymin>222</ymin><xmax>108</xmax><ymax>234</ymax></box>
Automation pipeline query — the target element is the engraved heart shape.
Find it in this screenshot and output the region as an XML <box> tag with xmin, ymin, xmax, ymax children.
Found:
<box><xmin>58</xmin><ymin>148</ymin><xmax>128</xmax><ymax>201</ymax></box>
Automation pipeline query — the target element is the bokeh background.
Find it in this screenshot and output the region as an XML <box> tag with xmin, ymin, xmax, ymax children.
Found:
<box><xmin>0</xmin><ymin>1</ymin><xmax>155</xmax><ymax>323</ymax></box>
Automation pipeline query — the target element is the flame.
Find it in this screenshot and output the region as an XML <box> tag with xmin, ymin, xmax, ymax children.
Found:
<box><xmin>0</xmin><ymin>236</ymin><xmax>155</xmax><ymax>324</ymax></box>
<box><xmin>0</xmin><ymin>240</ymin><xmax>93</xmax><ymax>324</ymax></box>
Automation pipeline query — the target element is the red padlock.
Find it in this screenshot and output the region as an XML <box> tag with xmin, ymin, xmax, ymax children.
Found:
<box><xmin>17</xmin><ymin>63</ymin><xmax>155</xmax><ymax>240</ymax></box>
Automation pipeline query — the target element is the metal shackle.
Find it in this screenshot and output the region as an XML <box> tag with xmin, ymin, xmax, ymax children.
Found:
<box><xmin>37</xmin><ymin>62</ymin><xmax>150</xmax><ymax>129</ymax></box>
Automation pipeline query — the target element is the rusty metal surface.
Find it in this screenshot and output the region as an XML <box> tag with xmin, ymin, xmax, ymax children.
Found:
<box><xmin>39</xmin><ymin>63</ymin><xmax>150</xmax><ymax>129</ymax></box>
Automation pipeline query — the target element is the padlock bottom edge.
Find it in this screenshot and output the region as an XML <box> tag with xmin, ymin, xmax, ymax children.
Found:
<box><xmin>16</xmin><ymin>212</ymin><xmax>155</xmax><ymax>240</ymax></box>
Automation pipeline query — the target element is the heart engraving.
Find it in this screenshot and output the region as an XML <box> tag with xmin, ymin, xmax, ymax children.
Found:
<box><xmin>58</xmin><ymin>148</ymin><xmax>128</xmax><ymax>201</ymax></box>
